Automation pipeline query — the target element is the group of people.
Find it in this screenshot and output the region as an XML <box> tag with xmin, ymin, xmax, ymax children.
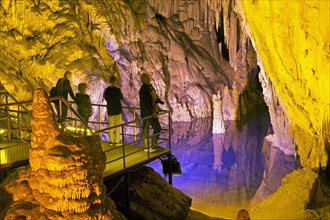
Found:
<box><xmin>104</xmin><ymin>72</ymin><xmax>164</xmax><ymax>151</ymax></box>
<box><xmin>53</xmin><ymin>71</ymin><xmax>92</xmax><ymax>129</ymax></box>
<box><xmin>52</xmin><ymin>71</ymin><xmax>164</xmax><ymax>152</ymax></box>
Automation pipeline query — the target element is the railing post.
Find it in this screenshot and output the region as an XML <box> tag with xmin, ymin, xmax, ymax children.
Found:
<box><xmin>18</xmin><ymin>105</ymin><xmax>21</xmax><ymax>140</ymax></box>
<box><xmin>146</xmin><ymin>124</ymin><xmax>150</xmax><ymax>158</ymax></box>
<box><xmin>168</xmin><ymin>153</ymin><xmax>173</xmax><ymax>185</ymax></box>
<box><xmin>168</xmin><ymin>111</ymin><xmax>171</xmax><ymax>150</ymax></box>
<box><xmin>98</xmin><ymin>105</ymin><xmax>101</xmax><ymax>131</ymax></box>
<box><xmin>133</xmin><ymin>110</ymin><xmax>136</xmax><ymax>142</ymax></box>
<box><xmin>168</xmin><ymin>111</ymin><xmax>172</xmax><ymax>185</ymax></box>
<box><xmin>5</xmin><ymin>94</ymin><xmax>10</xmax><ymax>141</ymax></box>
<box><xmin>122</xmin><ymin>125</ymin><xmax>126</xmax><ymax>168</ymax></box>
<box><xmin>59</xmin><ymin>100</ymin><xmax>64</xmax><ymax>132</ymax></box>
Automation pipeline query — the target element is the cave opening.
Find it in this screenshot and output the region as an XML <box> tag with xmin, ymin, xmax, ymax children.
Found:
<box><xmin>215</xmin><ymin>10</ymin><xmax>230</xmax><ymax>61</ymax></box>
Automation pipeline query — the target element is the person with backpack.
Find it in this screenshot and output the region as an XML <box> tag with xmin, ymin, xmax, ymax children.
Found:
<box><xmin>103</xmin><ymin>75</ymin><xmax>125</xmax><ymax>145</ymax></box>
<box><xmin>54</xmin><ymin>71</ymin><xmax>76</xmax><ymax>122</ymax></box>
<box><xmin>75</xmin><ymin>83</ymin><xmax>92</xmax><ymax>133</ymax></box>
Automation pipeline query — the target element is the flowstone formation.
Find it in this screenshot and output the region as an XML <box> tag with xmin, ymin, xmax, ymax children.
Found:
<box><xmin>212</xmin><ymin>91</ymin><xmax>225</xmax><ymax>134</ymax></box>
<box><xmin>0</xmin><ymin>89</ymin><xmax>117</xmax><ymax>219</ymax></box>
<box><xmin>250</xmin><ymin>168</ymin><xmax>322</xmax><ymax>219</ymax></box>
<box><xmin>239</xmin><ymin>0</ymin><xmax>330</xmax><ymax>168</ymax></box>
<box><xmin>0</xmin><ymin>0</ymin><xmax>261</xmax><ymax>124</ymax></box>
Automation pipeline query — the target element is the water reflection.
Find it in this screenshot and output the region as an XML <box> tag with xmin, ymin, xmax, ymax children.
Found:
<box><xmin>148</xmin><ymin>113</ymin><xmax>300</xmax><ymax>219</ymax></box>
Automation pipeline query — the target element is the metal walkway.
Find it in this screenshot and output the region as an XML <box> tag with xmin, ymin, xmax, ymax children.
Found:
<box><xmin>0</xmin><ymin>90</ymin><xmax>173</xmax><ymax>184</ymax></box>
<box><xmin>101</xmin><ymin>141</ymin><xmax>170</xmax><ymax>180</ymax></box>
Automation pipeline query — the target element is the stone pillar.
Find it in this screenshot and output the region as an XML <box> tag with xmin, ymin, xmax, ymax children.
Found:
<box><xmin>212</xmin><ymin>91</ymin><xmax>225</xmax><ymax>134</ymax></box>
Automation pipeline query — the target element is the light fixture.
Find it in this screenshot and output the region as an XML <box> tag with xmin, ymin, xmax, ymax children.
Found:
<box><xmin>160</xmin><ymin>155</ymin><xmax>182</xmax><ymax>176</ymax></box>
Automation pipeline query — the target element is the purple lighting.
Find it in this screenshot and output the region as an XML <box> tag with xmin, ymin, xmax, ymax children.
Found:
<box><xmin>148</xmin><ymin>113</ymin><xmax>300</xmax><ymax>218</ymax></box>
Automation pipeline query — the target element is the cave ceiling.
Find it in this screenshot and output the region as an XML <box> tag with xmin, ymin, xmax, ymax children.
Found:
<box><xmin>0</xmin><ymin>0</ymin><xmax>329</xmax><ymax>169</ymax></box>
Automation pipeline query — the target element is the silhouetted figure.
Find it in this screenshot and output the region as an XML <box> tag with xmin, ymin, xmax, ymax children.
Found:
<box><xmin>139</xmin><ymin>72</ymin><xmax>164</xmax><ymax>152</ymax></box>
<box><xmin>55</xmin><ymin>71</ymin><xmax>75</xmax><ymax>123</ymax></box>
<box><xmin>75</xmin><ymin>83</ymin><xmax>92</xmax><ymax>133</ymax></box>
<box><xmin>236</xmin><ymin>209</ymin><xmax>251</xmax><ymax>220</ymax></box>
<box><xmin>103</xmin><ymin>75</ymin><xmax>124</xmax><ymax>145</ymax></box>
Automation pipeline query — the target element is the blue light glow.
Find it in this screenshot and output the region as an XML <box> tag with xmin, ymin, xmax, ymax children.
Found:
<box><xmin>148</xmin><ymin>113</ymin><xmax>300</xmax><ymax>218</ymax></box>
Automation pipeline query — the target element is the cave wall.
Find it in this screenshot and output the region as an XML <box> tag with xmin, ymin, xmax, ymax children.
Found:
<box><xmin>1</xmin><ymin>0</ymin><xmax>322</xmax><ymax>168</ymax></box>
<box><xmin>0</xmin><ymin>0</ymin><xmax>263</xmax><ymax>123</ymax></box>
<box><xmin>239</xmin><ymin>0</ymin><xmax>330</xmax><ymax>168</ymax></box>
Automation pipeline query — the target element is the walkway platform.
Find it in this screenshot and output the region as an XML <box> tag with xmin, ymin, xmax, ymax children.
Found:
<box><xmin>0</xmin><ymin>94</ymin><xmax>173</xmax><ymax>183</ymax></box>
<box><xmin>101</xmin><ymin>141</ymin><xmax>170</xmax><ymax>180</ymax></box>
<box><xmin>0</xmin><ymin>141</ymin><xmax>171</xmax><ymax>181</ymax></box>
<box><xmin>0</xmin><ymin>142</ymin><xmax>29</xmax><ymax>170</ymax></box>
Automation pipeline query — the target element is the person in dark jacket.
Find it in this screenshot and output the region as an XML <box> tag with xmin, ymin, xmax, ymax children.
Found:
<box><xmin>103</xmin><ymin>75</ymin><xmax>124</xmax><ymax>145</ymax></box>
<box><xmin>75</xmin><ymin>82</ymin><xmax>92</xmax><ymax>133</ymax></box>
<box><xmin>55</xmin><ymin>71</ymin><xmax>75</xmax><ymax>122</ymax></box>
<box><xmin>139</xmin><ymin>72</ymin><xmax>164</xmax><ymax>152</ymax></box>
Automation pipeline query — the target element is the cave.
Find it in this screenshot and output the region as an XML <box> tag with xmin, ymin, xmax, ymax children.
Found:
<box><xmin>0</xmin><ymin>0</ymin><xmax>329</xmax><ymax>219</ymax></box>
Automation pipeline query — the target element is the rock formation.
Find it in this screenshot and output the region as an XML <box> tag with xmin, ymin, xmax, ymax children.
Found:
<box><xmin>0</xmin><ymin>0</ymin><xmax>256</xmax><ymax>124</ymax></box>
<box><xmin>239</xmin><ymin>0</ymin><xmax>330</xmax><ymax>168</ymax></box>
<box><xmin>105</xmin><ymin>166</ymin><xmax>192</xmax><ymax>220</ymax></box>
<box><xmin>0</xmin><ymin>89</ymin><xmax>122</xmax><ymax>219</ymax></box>
<box><xmin>212</xmin><ymin>91</ymin><xmax>225</xmax><ymax>134</ymax></box>
<box><xmin>249</xmin><ymin>167</ymin><xmax>322</xmax><ymax>219</ymax></box>
<box><xmin>0</xmin><ymin>0</ymin><xmax>329</xmax><ymax>218</ymax></box>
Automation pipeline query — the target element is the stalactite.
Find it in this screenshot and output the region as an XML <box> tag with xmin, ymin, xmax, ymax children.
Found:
<box><xmin>323</xmin><ymin>109</ymin><xmax>330</xmax><ymax>146</ymax></box>
<box><xmin>194</xmin><ymin>1</ymin><xmax>199</xmax><ymax>29</ymax></box>
<box><xmin>215</xmin><ymin>1</ymin><xmax>220</xmax><ymax>33</ymax></box>
<box><xmin>204</xmin><ymin>2</ymin><xmax>208</xmax><ymax>30</ymax></box>
<box><xmin>212</xmin><ymin>90</ymin><xmax>225</xmax><ymax>133</ymax></box>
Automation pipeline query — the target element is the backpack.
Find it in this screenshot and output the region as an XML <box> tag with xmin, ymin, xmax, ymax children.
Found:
<box><xmin>50</xmin><ymin>86</ymin><xmax>58</xmax><ymax>97</ymax></box>
<box><xmin>50</xmin><ymin>78</ymin><xmax>65</xmax><ymax>97</ymax></box>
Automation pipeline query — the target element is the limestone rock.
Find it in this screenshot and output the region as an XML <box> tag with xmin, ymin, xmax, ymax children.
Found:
<box><xmin>107</xmin><ymin>166</ymin><xmax>192</xmax><ymax>220</ymax></box>
<box><xmin>239</xmin><ymin>0</ymin><xmax>330</xmax><ymax>168</ymax></box>
<box><xmin>0</xmin><ymin>89</ymin><xmax>123</xmax><ymax>219</ymax></box>
<box><xmin>250</xmin><ymin>167</ymin><xmax>322</xmax><ymax>219</ymax></box>
<box><xmin>212</xmin><ymin>91</ymin><xmax>225</xmax><ymax>134</ymax></box>
<box><xmin>258</xmin><ymin>69</ymin><xmax>295</xmax><ymax>156</ymax></box>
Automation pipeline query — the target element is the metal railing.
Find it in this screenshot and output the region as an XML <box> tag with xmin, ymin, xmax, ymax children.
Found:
<box><xmin>0</xmin><ymin>91</ymin><xmax>32</xmax><ymax>168</ymax></box>
<box><xmin>93</xmin><ymin>109</ymin><xmax>171</xmax><ymax>168</ymax></box>
<box><xmin>0</xmin><ymin>91</ymin><xmax>32</xmax><ymax>140</ymax></box>
<box><xmin>0</xmin><ymin>92</ymin><xmax>172</xmax><ymax>172</ymax></box>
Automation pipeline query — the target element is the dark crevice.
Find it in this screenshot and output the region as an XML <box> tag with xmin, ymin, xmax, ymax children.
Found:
<box><xmin>215</xmin><ymin>10</ymin><xmax>229</xmax><ymax>61</ymax></box>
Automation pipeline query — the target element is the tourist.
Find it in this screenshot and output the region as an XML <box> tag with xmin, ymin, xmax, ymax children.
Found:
<box><xmin>139</xmin><ymin>72</ymin><xmax>164</xmax><ymax>152</ymax></box>
<box><xmin>75</xmin><ymin>82</ymin><xmax>92</xmax><ymax>133</ymax></box>
<box><xmin>103</xmin><ymin>75</ymin><xmax>125</xmax><ymax>145</ymax></box>
<box><xmin>54</xmin><ymin>71</ymin><xmax>75</xmax><ymax>123</ymax></box>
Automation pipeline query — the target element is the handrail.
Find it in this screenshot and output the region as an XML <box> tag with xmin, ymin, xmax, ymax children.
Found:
<box><xmin>93</xmin><ymin>109</ymin><xmax>172</xmax><ymax>169</ymax></box>
<box><xmin>0</xmin><ymin>91</ymin><xmax>30</xmax><ymax>112</ymax></box>
<box><xmin>1</xmin><ymin>93</ymin><xmax>172</xmax><ymax>176</ymax></box>
<box><xmin>93</xmin><ymin>110</ymin><xmax>170</xmax><ymax>134</ymax></box>
<box><xmin>49</xmin><ymin>96</ymin><xmax>92</xmax><ymax>133</ymax></box>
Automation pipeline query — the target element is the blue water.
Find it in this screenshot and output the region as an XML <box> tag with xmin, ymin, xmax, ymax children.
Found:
<box><xmin>147</xmin><ymin>114</ymin><xmax>300</xmax><ymax>218</ymax></box>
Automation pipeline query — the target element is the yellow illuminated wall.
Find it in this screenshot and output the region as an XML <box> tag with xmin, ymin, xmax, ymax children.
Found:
<box><xmin>240</xmin><ymin>0</ymin><xmax>330</xmax><ymax>168</ymax></box>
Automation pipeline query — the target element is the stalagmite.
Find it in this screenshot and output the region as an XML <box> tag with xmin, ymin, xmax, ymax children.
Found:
<box><xmin>1</xmin><ymin>89</ymin><xmax>114</xmax><ymax>219</ymax></box>
<box><xmin>212</xmin><ymin>133</ymin><xmax>225</xmax><ymax>172</ymax></box>
<box><xmin>212</xmin><ymin>90</ymin><xmax>225</xmax><ymax>134</ymax></box>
